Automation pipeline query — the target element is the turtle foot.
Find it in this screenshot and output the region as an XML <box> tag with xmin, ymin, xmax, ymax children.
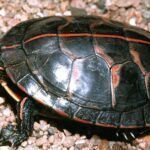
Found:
<box><xmin>0</xmin><ymin>124</ymin><xmax>28</xmax><ymax>149</ymax></box>
<box><xmin>0</xmin><ymin>98</ymin><xmax>35</xmax><ymax>148</ymax></box>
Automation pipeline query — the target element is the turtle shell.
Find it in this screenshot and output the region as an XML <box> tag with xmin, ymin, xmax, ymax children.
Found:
<box><xmin>1</xmin><ymin>16</ymin><xmax>150</xmax><ymax>128</ymax></box>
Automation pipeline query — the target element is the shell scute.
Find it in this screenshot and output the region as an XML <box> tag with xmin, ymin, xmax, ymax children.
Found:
<box><xmin>1</xmin><ymin>16</ymin><xmax>150</xmax><ymax>128</ymax></box>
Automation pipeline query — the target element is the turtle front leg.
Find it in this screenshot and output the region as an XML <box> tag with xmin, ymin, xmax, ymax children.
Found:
<box><xmin>0</xmin><ymin>97</ymin><xmax>35</xmax><ymax>148</ymax></box>
<box><xmin>0</xmin><ymin>61</ymin><xmax>35</xmax><ymax>148</ymax></box>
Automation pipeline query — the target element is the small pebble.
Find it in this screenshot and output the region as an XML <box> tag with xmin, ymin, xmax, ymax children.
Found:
<box><xmin>36</xmin><ymin>136</ymin><xmax>47</xmax><ymax>146</ymax></box>
<box><xmin>42</xmin><ymin>143</ymin><xmax>50</xmax><ymax>150</ymax></box>
<box><xmin>39</xmin><ymin>130</ymin><xmax>44</xmax><ymax>136</ymax></box>
<box><xmin>69</xmin><ymin>147</ymin><xmax>75</xmax><ymax>150</ymax></box>
<box><xmin>99</xmin><ymin>139</ymin><xmax>109</xmax><ymax>150</ymax></box>
<box><xmin>82</xmin><ymin>148</ymin><xmax>90</xmax><ymax>150</ymax></box>
<box><xmin>63</xmin><ymin>136</ymin><xmax>75</xmax><ymax>148</ymax></box>
<box><xmin>112</xmin><ymin>0</ymin><xmax>140</xmax><ymax>7</ymax></box>
<box><xmin>28</xmin><ymin>137</ymin><xmax>36</xmax><ymax>145</ymax></box>
<box><xmin>0</xmin><ymin>1</ymin><xmax>149</xmax><ymax>150</ymax></box>
<box><xmin>0</xmin><ymin>98</ymin><xmax>5</xmax><ymax>105</ymax></box>
<box><xmin>48</xmin><ymin>127</ymin><xmax>56</xmax><ymax>135</ymax></box>
<box><xmin>48</xmin><ymin>135</ymin><xmax>55</xmax><ymax>144</ymax></box>
<box><xmin>39</xmin><ymin>120</ymin><xmax>48</xmax><ymax>131</ymax></box>
<box><xmin>44</xmin><ymin>131</ymin><xmax>48</xmax><ymax>135</ymax></box>
<box><xmin>75</xmin><ymin>139</ymin><xmax>87</xmax><ymax>149</ymax></box>
<box><xmin>2</xmin><ymin>108</ymin><xmax>11</xmax><ymax>117</ymax></box>
<box><xmin>6</xmin><ymin>18</ymin><xmax>20</xmax><ymax>27</ymax></box>
<box><xmin>90</xmin><ymin>135</ymin><xmax>101</xmax><ymax>146</ymax></box>
<box><xmin>0</xmin><ymin>146</ymin><xmax>11</xmax><ymax>150</ymax></box>
<box><xmin>63</xmin><ymin>129</ymin><xmax>72</xmax><ymax>136</ymax></box>
<box><xmin>26</xmin><ymin>0</ymin><xmax>40</xmax><ymax>7</ymax></box>
<box><xmin>112</xmin><ymin>143</ymin><xmax>123</xmax><ymax>150</ymax></box>
<box><xmin>21</xmin><ymin>141</ymin><xmax>27</xmax><ymax>147</ymax></box>
<box><xmin>22</xmin><ymin>144</ymin><xmax>39</xmax><ymax>150</ymax></box>
<box><xmin>34</xmin><ymin>122</ymin><xmax>40</xmax><ymax>131</ymax></box>
<box><xmin>0</xmin><ymin>9</ymin><xmax>6</xmax><ymax>17</ymax></box>
<box><xmin>142</xmin><ymin>0</ymin><xmax>150</xmax><ymax>8</ymax></box>
<box><xmin>71</xmin><ymin>0</ymin><xmax>86</xmax><ymax>9</ymax></box>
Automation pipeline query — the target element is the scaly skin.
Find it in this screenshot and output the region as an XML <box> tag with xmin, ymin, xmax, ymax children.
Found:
<box><xmin>0</xmin><ymin>98</ymin><xmax>34</xmax><ymax>148</ymax></box>
<box><xmin>0</xmin><ymin>44</ymin><xmax>33</xmax><ymax>148</ymax></box>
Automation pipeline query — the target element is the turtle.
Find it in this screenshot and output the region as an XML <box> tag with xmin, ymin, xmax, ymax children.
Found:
<box><xmin>0</xmin><ymin>16</ymin><xmax>150</xmax><ymax>148</ymax></box>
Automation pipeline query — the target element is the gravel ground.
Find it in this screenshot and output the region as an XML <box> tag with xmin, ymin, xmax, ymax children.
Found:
<box><xmin>0</xmin><ymin>0</ymin><xmax>150</xmax><ymax>150</ymax></box>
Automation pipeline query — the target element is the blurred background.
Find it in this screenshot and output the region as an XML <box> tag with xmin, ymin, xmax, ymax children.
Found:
<box><xmin>0</xmin><ymin>0</ymin><xmax>150</xmax><ymax>150</ymax></box>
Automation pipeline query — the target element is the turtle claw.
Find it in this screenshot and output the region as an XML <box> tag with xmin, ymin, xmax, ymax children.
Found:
<box><xmin>115</xmin><ymin>130</ymin><xmax>136</xmax><ymax>141</ymax></box>
<box><xmin>10</xmin><ymin>133</ymin><xmax>28</xmax><ymax>149</ymax></box>
<box><xmin>0</xmin><ymin>124</ymin><xmax>28</xmax><ymax>148</ymax></box>
<box><xmin>0</xmin><ymin>124</ymin><xmax>15</xmax><ymax>145</ymax></box>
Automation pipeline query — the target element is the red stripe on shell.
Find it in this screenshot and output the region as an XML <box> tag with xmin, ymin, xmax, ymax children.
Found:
<box><xmin>120</xmin><ymin>125</ymin><xmax>145</xmax><ymax>128</ymax></box>
<box><xmin>24</xmin><ymin>33</ymin><xmax>150</xmax><ymax>45</ymax></box>
<box><xmin>96</xmin><ymin>123</ymin><xmax>149</xmax><ymax>128</ymax></box>
<box><xmin>55</xmin><ymin>108</ymin><xmax>68</xmax><ymax>118</ymax></box>
<box><xmin>93</xmin><ymin>34</ymin><xmax>150</xmax><ymax>45</ymax></box>
<box><xmin>3</xmin><ymin>33</ymin><xmax>150</xmax><ymax>49</ymax></box>
<box><xmin>1</xmin><ymin>44</ymin><xmax>20</xmax><ymax>49</ymax></box>
<box><xmin>74</xmin><ymin>117</ymin><xmax>93</xmax><ymax>125</ymax></box>
<box><xmin>24</xmin><ymin>33</ymin><xmax>57</xmax><ymax>43</ymax></box>
<box><xmin>95</xmin><ymin>123</ymin><xmax>117</xmax><ymax>128</ymax></box>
